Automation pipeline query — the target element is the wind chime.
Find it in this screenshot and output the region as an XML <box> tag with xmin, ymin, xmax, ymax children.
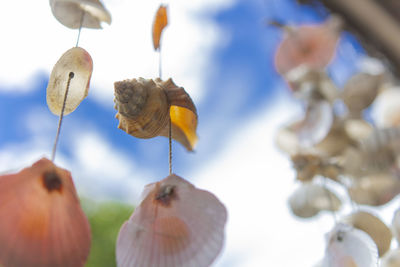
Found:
<box><xmin>114</xmin><ymin>5</ymin><xmax>227</xmax><ymax>267</ymax></box>
<box><xmin>0</xmin><ymin>0</ymin><xmax>111</xmax><ymax>266</ymax></box>
<box><xmin>274</xmin><ymin>15</ymin><xmax>400</xmax><ymax>266</ymax></box>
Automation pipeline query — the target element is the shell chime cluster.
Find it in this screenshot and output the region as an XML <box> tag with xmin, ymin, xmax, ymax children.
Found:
<box><xmin>0</xmin><ymin>0</ymin><xmax>111</xmax><ymax>266</ymax></box>
<box><xmin>113</xmin><ymin>5</ymin><xmax>227</xmax><ymax>267</ymax></box>
<box><xmin>274</xmin><ymin>15</ymin><xmax>400</xmax><ymax>266</ymax></box>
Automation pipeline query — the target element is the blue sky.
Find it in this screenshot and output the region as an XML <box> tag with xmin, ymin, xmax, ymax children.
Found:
<box><xmin>1</xmin><ymin>0</ymin><xmax>397</xmax><ymax>266</ymax></box>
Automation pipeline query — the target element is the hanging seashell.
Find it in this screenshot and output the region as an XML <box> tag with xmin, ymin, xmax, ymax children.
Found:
<box><xmin>274</xmin><ymin>16</ymin><xmax>341</xmax><ymax>75</ymax></box>
<box><xmin>275</xmin><ymin>124</ymin><xmax>301</xmax><ymax>155</ymax></box>
<box><xmin>296</xmin><ymin>100</ymin><xmax>334</xmax><ymax>147</ymax></box>
<box><xmin>392</xmin><ymin>209</ymin><xmax>400</xmax><ymax>245</ymax></box>
<box><xmin>344</xmin><ymin>119</ymin><xmax>373</xmax><ymax>142</ymax></box>
<box><xmin>341</xmin><ymin>73</ymin><xmax>383</xmax><ymax>119</ymax></box>
<box><xmin>322</xmin><ymin>223</ymin><xmax>378</xmax><ymax>267</ymax></box>
<box><xmin>114</xmin><ymin>77</ymin><xmax>198</xmax><ymax>151</ymax></box>
<box><xmin>47</xmin><ymin>47</ymin><xmax>93</xmax><ymax>116</ymax></box>
<box><xmin>285</xmin><ymin>66</ymin><xmax>339</xmax><ymax>103</ymax></box>
<box><xmin>348</xmin><ymin>172</ymin><xmax>400</xmax><ymax>206</ymax></box>
<box><xmin>381</xmin><ymin>249</ymin><xmax>400</xmax><ymax>267</ymax></box>
<box><xmin>116</xmin><ymin>174</ymin><xmax>227</xmax><ymax>267</ymax></box>
<box><xmin>342</xmin><ymin>211</ymin><xmax>392</xmax><ymax>256</ymax></box>
<box><xmin>152</xmin><ymin>5</ymin><xmax>168</xmax><ymax>50</ymax></box>
<box><xmin>291</xmin><ymin>153</ymin><xmax>341</xmax><ymax>182</ymax></box>
<box><xmin>371</xmin><ymin>87</ymin><xmax>400</xmax><ymax>128</ymax></box>
<box><xmin>288</xmin><ymin>183</ymin><xmax>341</xmax><ymax>218</ymax></box>
<box><xmin>49</xmin><ymin>0</ymin><xmax>112</xmax><ymax>29</ymax></box>
<box><xmin>0</xmin><ymin>158</ymin><xmax>91</xmax><ymax>267</ymax></box>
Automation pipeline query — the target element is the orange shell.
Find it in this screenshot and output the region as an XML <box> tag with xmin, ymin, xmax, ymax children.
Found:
<box><xmin>0</xmin><ymin>158</ymin><xmax>91</xmax><ymax>267</ymax></box>
<box><xmin>152</xmin><ymin>5</ymin><xmax>168</xmax><ymax>50</ymax></box>
<box><xmin>116</xmin><ymin>174</ymin><xmax>227</xmax><ymax>267</ymax></box>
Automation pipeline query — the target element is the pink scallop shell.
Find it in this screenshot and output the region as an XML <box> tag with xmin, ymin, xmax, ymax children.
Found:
<box><xmin>116</xmin><ymin>174</ymin><xmax>227</xmax><ymax>267</ymax></box>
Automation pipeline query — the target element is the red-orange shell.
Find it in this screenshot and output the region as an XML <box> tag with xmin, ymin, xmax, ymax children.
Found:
<box><xmin>0</xmin><ymin>158</ymin><xmax>91</xmax><ymax>267</ymax></box>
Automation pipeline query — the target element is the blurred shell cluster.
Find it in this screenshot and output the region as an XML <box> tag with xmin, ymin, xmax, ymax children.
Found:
<box><xmin>275</xmin><ymin>15</ymin><xmax>400</xmax><ymax>265</ymax></box>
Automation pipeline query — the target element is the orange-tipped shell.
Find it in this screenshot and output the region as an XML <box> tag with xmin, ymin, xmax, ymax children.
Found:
<box><xmin>116</xmin><ymin>174</ymin><xmax>227</xmax><ymax>267</ymax></box>
<box><xmin>0</xmin><ymin>158</ymin><xmax>91</xmax><ymax>267</ymax></box>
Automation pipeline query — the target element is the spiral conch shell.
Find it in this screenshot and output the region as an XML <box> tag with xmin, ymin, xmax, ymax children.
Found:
<box><xmin>0</xmin><ymin>158</ymin><xmax>91</xmax><ymax>267</ymax></box>
<box><xmin>116</xmin><ymin>174</ymin><xmax>227</xmax><ymax>267</ymax></box>
<box><xmin>114</xmin><ymin>77</ymin><xmax>198</xmax><ymax>151</ymax></box>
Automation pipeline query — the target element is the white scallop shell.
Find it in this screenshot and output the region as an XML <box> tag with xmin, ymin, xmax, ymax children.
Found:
<box><xmin>46</xmin><ymin>47</ymin><xmax>93</xmax><ymax>115</ymax></box>
<box><xmin>116</xmin><ymin>174</ymin><xmax>227</xmax><ymax>267</ymax></box>
<box><xmin>288</xmin><ymin>183</ymin><xmax>341</xmax><ymax>218</ymax></box>
<box><xmin>49</xmin><ymin>0</ymin><xmax>111</xmax><ymax>29</ymax></box>
<box><xmin>322</xmin><ymin>223</ymin><xmax>378</xmax><ymax>267</ymax></box>
<box><xmin>341</xmin><ymin>211</ymin><xmax>392</xmax><ymax>256</ymax></box>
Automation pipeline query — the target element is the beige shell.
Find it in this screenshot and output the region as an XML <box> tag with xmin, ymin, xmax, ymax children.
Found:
<box><xmin>342</xmin><ymin>211</ymin><xmax>392</xmax><ymax>256</ymax></box>
<box><xmin>46</xmin><ymin>47</ymin><xmax>93</xmax><ymax>115</ymax></box>
<box><xmin>288</xmin><ymin>183</ymin><xmax>341</xmax><ymax>218</ymax></box>
<box><xmin>114</xmin><ymin>77</ymin><xmax>198</xmax><ymax>151</ymax></box>
<box><xmin>381</xmin><ymin>249</ymin><xmax>400</xmax><ymax>267</ymax></box>
<box><xmin>116</xmin><ymin>174</ymin><xmax>227</xmax><ymax>267</ymax></box>
<box><xmin>344</xmin><ymin>119</ymin><xmax>373</xmax><ymax>142</ymax></box>
<box><xmin>348</xmin><ymin>172</ymin><xmax>400</xmax><ymax>205</ymax></box>
<box><xmin>0</xmin><ymin>158</ymin><xmax>91</xmax><ymax>267</ymax></box>
<box><xmin>342</xmin><ymin>73</ymin><xmax>383</xmax><ymax>118</ymax></box>
<box><xmin>49</xmin><ymin>0</ymin><xmax>111</xmax><ymax>29</ymax></box>
<box><xmin>291</xmin><ymin>153</ymin><xmax>340</xmax><ymax>182</ymax></box>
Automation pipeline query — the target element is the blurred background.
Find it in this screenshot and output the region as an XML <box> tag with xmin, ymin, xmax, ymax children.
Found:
<box><xmin>1</xmin><ymin>0</ymin><xmax>400</xmax><ymax>266</ymax></box>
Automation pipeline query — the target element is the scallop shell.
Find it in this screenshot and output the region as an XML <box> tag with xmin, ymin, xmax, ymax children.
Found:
<box><xmin>114</xmin><ymin>77</ymin><xmax>198</xmax><ymax>151</ymax></box>
<box><xmin>116</xmin><ymin>174</ymin><xmax>227</xmax><ymax>267</ymax></box>
<box><xmin>381</xmin><ymin>249</ymin><xmax>400</xmax><ymax>267</ymax></box>
<box><xmin>342</xmin><ymin>73</ymin><xmax>383</xmax><ymax>118</ymax></box>
<box><xmin>288</xmin><ymin>183</ymin><xmax>341</xmax><ymax>218</ymax></box>
<box><xmin>274</xmin><ymin>16</ymin><xmax>341</xmax><ymax>75</ymax></box>
<box><xmin>322</xmin><ymin>223</ymin><xmax>378</xmax><ymax>267</ymax></box>
<box><xmin>47</xmin><ymin>47</ymin><xmax>93</xmax><ymax>116</ymax></box>
<box><xmin>0</xmin><ymin>158</ymin><xmax>91</xmax><ymax>267</ymax></box>
<box><xmin>348</xmin><ymin>172</ymin><xmax>400</xmax><ymax>206</ymax></box>
<box><xmin>342</xmin><ymin>211</ymin><xmax>392</xmax><ymax>256</ymax></box>
<box><xmin>49</xmin><ymin>0</ymin><xmax>112</xmax><ymax>29</ymax></box>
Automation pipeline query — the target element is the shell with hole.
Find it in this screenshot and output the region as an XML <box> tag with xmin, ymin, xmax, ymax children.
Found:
<box><xmin>114</xmin><ymin>77</ymin><xmax>198</xmax><ymax>151</ymax></box>
<box><xmin>342</xmin><ymin>211</ymin><xmax>392</xmax><ymax>256</ymax></box>
<box><xmin>116</xmin><ymin>174</ymin><xmax>227</xmax><ymax>267</ymax></box>
<box><xmin>288</xmin><ymin>183</ymin><xmax>341</xmax><ymax>218</ymax></box>
<box><xmin>322</xmin><ymin>223</ymin><xmax>378</xmax><ymax>267</ymax></box>
<box><xmin>49</xmin><ymin>0</ymin><xmax>111</xmax><ymax>29</ymax></box>
<box><xmin>0</xmin><ymin>158</ymin><xmax>91</xmax><ymax>267</ymax></box>
<box><xmin>46</xmin><ymin>47</ymin><xmax>93</xmax><ymax>116</ymax></box>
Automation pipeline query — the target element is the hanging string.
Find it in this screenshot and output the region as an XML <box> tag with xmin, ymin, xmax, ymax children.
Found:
<box><xmin>159</xmin><ymin>45</ymin><xmax>173</xmax><ymax>174</ymax></box>
<box><xmin>51</xmin><ymin>72</ymin><xmax>74</xmax><ymax>161</ymax></box>
<box><xmin>75</xmin><ymin>11</ymin><xmax>85</xmax><ymax>47</ymax></box>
